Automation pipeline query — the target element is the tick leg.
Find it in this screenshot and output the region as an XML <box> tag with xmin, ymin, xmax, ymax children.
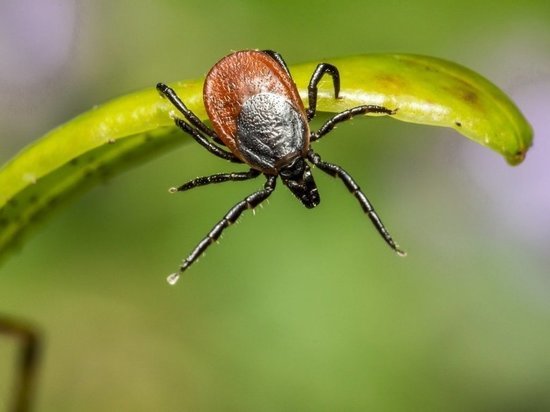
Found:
<box><xmin>307</xmin><ymin>63</ymin><xmax>340</xmax><ymax>121</ymax></box>
<box><xmin>261</xmin><ymin>50</ymin><xmax>292</xmax><ymax>77</ymax></box>
<box><xmin>174</xmin><ymin>118</ymin><xmax>242</xmax><ymax>163</ymax></box>
<box><xmin>167</xmin><ymin>175</ymin><xmax>277</xmax><ymax>284</ymax></box>
<box><xmin>156</xmin><ymin>82</ymin><xmax>219</xmax><ymax>140</ymax></box>
<box><xmin>308</xmin><ymin>151</ymin><xmax>406</xmax><ymax>256</ymax></box>
<box><xmin>311</xmin><ymin>105</ymin><xmax>396</xmax><ymax>142</ymax></box>
<box><xmin>0</xmin><ymin>316</ymin><xmax>41</xmax><ymax>412</ymax></box>
<box><xmin>170</xmin><ymin>168</ymin><xmax>261</xmax><ymax>193</ymax></box>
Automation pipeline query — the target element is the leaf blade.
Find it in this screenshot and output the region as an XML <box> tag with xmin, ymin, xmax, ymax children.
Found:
<box><xmin>291</xmin><ymin>54</ymin><xmax>532</xmax><ymax>165</ymax></box>
<box><xmin>0</xmin><ymin>53</ymin><xmax>533</xmax><ymax>257</ymax></box>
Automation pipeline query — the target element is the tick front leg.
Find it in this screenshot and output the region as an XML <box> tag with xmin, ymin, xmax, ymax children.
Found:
<box><xmin>307</xmin><ymin>63</ymin><xmax>340</xmax><ymax>121</ymax></box>
<box><xmin>169</xmin><ymin>169</ymin><xmax>261</xmax><ymax>193</ymax></box>
<box><xmin>311</xmin><ymin>105</ymin><xmax>396</xmax><ymax>142</ymax></box>
<box><xmin>167</xmin><ymin>175</ymin><xmax>277</xmax><ymax>285</ymax></box>
<box><xmin>308</xmin><ymin>151</ymin><xmax>406</xmax><ymax>256</ymax></box>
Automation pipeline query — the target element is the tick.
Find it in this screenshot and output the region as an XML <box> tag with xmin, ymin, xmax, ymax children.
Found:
<box><xmin>157</xmin><ymin>49</ymin><xmax>405</xmax><ymax>284</ymax></box>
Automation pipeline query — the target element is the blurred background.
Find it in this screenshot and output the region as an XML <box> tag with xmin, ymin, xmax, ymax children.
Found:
<box><xmin>1</xmin><ymin>0</ymin><xmax>549</xmax><ymax>411</ymax></box>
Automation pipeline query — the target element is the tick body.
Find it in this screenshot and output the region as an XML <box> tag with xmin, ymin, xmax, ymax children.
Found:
<box><xmin>157</xmin><ymin>50</ymin><xmax>405</xmax><ymax>284</ymax></box>
<box><xmin>205</xmin><ymin>51</ymin><xmax>309</xmax><ymax>174</ymax></box>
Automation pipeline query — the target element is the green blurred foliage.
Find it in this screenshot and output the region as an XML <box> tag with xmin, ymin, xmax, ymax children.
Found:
<box><xmin>1</xmin><ymin>0</ymin><xmax>549</xmax><ymax>411</ymax></box>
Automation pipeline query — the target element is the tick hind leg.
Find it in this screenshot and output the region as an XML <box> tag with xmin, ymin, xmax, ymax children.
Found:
<box><xmin>173</xmin><ymin>118</ymin><xmax>242</xmax><ymax>163</ymax></box>
<box><xmin>167</xmin><ymin>175</ymin><xmax>277</xmax><ymax>285</ymax></box>
<box><xmin>157</xmin><ymin>83</ymin><xmax>218</xmax><ymax>139</ymax></box>
<box><xmin>307</xmin><ymin>150</ymin><xmax>406</xmax><ymax>256</ymax></box>
<box><xmin>261</xmin><ymin>50</ymin><xmax>292</xmax><ymax>77</ymax></box>
<box><xmin>307</xmin><ymin>63</ymin><xmax>341</xmax><ymax>121</ymax></box>
<box><xmin>156</xmin><ymin>82</ymin><xmax>228</xmax><ymax>149</ymax></box>
<box><xmin>0</xmin><ymin>316</ymin><xmax>41</xmax><ymax>412</ymax></box>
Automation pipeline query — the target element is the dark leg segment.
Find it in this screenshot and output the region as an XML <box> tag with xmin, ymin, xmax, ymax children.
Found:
<box><xmin>170</xmin><ymin>169</ymin><xmax>261</xmax><ymax>192</ymax></box>
<box><xmin>157</xmin><ymin>82</ymin><xmax>218</xmax><ymax>139</ymax></box>
<box><xmin>261</xmin><ymin>50</ymin><xmax>291</xmax><ymax>77</ymax></box>
<box><xmin>174</xmin><ymin>118</ymin><xmax>242</xmax><ymax>163</ymax></box>
<box><xmin>311</xmin><ymin>105</ymin><xmax>396</xmax><ymax>142</ymax></box>
<box><xmin>307</xmin><ymin>63</ymin><xmax>341</xmax><ymax>121</ymax></box>
<box><xmin>308</xmin><ymin>151</ymin><xmax>406</xmax><ymax>256</ymax></box>
<box><xmin>0</xmin><ymin>316</ymin><xmax>41</xmax><ymax>412</ymax></box>
<box><xmin>167</xmin><ymin>175</ymin><xmax>277</xmax><ymax>284</ymax></box>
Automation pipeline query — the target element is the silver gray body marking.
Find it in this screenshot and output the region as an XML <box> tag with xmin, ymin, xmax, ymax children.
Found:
<box><xmin>236</xmin><ymin>92</ymin><xmax>307</xmax><ymax>173</ymax></box>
